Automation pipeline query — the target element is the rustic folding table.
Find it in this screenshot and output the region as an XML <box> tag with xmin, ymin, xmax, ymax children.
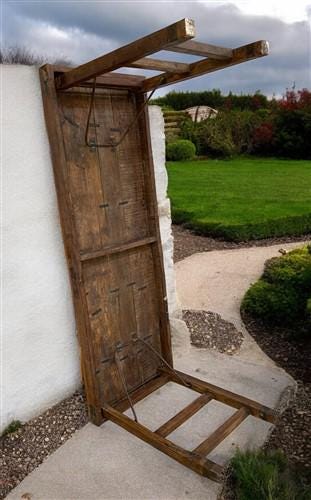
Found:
<box><xmin>40</xmin><ymin>19</ymin><xmax>275</xmax><ymax>481</ymax></box>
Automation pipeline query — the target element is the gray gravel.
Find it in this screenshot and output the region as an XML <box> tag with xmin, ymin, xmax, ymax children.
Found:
<box><xmin>0</xmin><ymin>391</ymin><xmax>88</xmax><ymax>499</ymax></box>
<box><xmin>173</xmin><ymin>224</ymin><xmax>311</xmax><ymax>262</ymax></box>
<box><xmin>183</xmin><ymin>309</ymin><xmax>244</xmax><ymax>355</ymax></box>
<box><xmin>243</xmin><ymin>312</ymin><xmax>311</xmax><ymax>479</ymax></box>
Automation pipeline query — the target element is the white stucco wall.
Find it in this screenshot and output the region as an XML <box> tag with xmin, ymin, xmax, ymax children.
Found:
<box><xmin>1</xmin><ymin>65</ymin><xmax>177</xmax><ymax>432</ymax></box>
<box><xmin>149</xmin><ymin>106</ymin><xmax>179</xmax><ymax>319</ymax></box>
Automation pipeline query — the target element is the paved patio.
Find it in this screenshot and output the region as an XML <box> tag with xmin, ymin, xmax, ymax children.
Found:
<box><xmin>8</xmin><ymin>242</ymin><xmax>304</xmax><ymax>500</ymax></box>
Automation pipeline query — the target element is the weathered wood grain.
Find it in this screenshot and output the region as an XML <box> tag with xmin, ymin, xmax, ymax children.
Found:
<box><xmin>155</xmin><ymin>393</ymin><xmax>213</xmax><ymax>437</ymax></box>
<box><xmin>193</xmin><ymin>407</ymin><xmax>249</xmax><ymax>456</ymax></box>
<box><xmin>56</xmin><ymin>18</ymin><xmax>195</xmax><ymax>89</ymax></box>
<box><xmin>160</xmin><ymin>368</ymin><xmax>277</xmax><ymax>423</ymax></box>
<box><xmin>141</xmin><ymin>40</ymin><xmax>269</xmax><ymax>92</ymax></box>
<box><xmin>167</xmin><ymin>40</ymin><xmax>232</xmax><ymax>59</ymax></box>
<box><xmin>102</xmin><ymin>404</ymin><xmax>223</xmax><ymax>481</ymax></box>
<box><xmin>127</xmin><ymin>57</ymin><xmax>190</xmax><ymax>73</ymax></box>
<box><xmin>41</xmin><ymin>65</ymin><xmax>173</xmax><ymax>422</ymax></box>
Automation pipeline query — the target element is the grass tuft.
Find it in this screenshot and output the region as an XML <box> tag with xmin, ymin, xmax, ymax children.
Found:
<box><xmin>230</xmin><ymin>449</ymin><xmax>311</xmax><ymax>500</ymax></box>
<box><xmin>2</xmin><ymin>420</ymin><xmax>22</xmax><ymax>437</ymax></box>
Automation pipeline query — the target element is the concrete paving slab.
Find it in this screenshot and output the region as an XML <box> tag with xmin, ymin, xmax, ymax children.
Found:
<box><xmin>7</xmin><ymin>243</ymin><xmax>301</xmax><ymax>499</ymax></box>
<box><xmin>7</xmin><ymin>339</ymin><xmax>294</xmax><ymax>500</ymax></box>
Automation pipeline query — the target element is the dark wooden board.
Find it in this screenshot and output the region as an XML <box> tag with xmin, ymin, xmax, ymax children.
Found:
<box><xmin>40</xmin><ymin>63</ymin><xmax>275</xmax><ymax>480</ymax></box>
<box><xmin>40</xmin><ymin>65</ymin><xmax>171</xmax><ymax>424</ymax></box>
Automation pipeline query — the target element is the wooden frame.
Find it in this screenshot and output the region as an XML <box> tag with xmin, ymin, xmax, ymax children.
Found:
<box><xmin>55</xmin><ymin>17</ymin><xmax>268</xmax><ymax>94</ymax></box>
<box><xmin>40</xmin><ymin>18</ymin><xmax>273</xmax><ymax>481</ymax></box>
<box><xmin>40</xmin><ymin>65</ymin><xmax>173</xmax><ymax>425</ymax></box>
<box><xmin>102</xmin><ymin>368</ymin><xmax>277</xmax><ymax>481</ymax></box>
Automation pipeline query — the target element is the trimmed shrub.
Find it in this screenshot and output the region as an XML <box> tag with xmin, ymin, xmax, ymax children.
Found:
<box><xmin>166</xmin><ymin>139</ymin><xmax>196</xmax><ymax>161</ymax></box>
<box><xmin>241</xmin><ymin>246</ymin><xmax>311</xmax><ymax>335</ymax></box>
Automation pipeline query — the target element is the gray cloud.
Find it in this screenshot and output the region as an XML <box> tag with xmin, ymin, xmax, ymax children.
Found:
<box><xmin>3</xmin><ymin>0</ymin><xmax>311</xmax><ymax>96</ymax></box>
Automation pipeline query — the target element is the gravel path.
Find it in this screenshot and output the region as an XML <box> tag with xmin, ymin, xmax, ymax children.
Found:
<box><xmin>243</xmin><ymin>312</ymin><xmax>311</xmax><ymax>479</ymax></box>
<box><xmin>183</xmin><ymin>310</ymin><xmax>243</xmax><ymax>355</ymax></box>
<box><xmin>0</xmin><ymin>391</ymin><xmax>87</xmax><ymax>499</ymax></box>
<box><xmin>173</xmin><ymin>224</ymin><xmax>311</xmax><ymax>262</ymax></box>
<box><xmin>176</xmin><ymin>226</ymin><xmax>311</xmax><ymax>484</ymax></box>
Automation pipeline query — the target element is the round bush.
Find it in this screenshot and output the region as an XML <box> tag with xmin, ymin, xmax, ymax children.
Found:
<box><xmin>241</xmin><ymin>280</ymin><xmax>301</xmax><ymax>324</ymax></box>
<box><xmin>241</xmin><ymin>246</ymin><xmax>311</xmax><ymax>334</ymax></box>
<box><xmin>166</xmin><ymin>140</ymin><xmax>196</xmax><ymax>161</ymax></box>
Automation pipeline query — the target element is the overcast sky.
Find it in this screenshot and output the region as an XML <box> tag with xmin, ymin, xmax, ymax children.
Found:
<box><xmin>2</xmin><ymin>0</ymin><xmax>311</xmax><ymax>97</ymax></box>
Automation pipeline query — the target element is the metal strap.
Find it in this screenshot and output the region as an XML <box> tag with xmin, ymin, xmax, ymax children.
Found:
<box><xmin>85</xmin><ymin>77</ymin><xmax>163</xmax><ymax>149</ymax></box>
<box><xmin>137</xmin><ymin>337</ymin><xmax>191</xmax><ymax>389</ymax></box>
<box><xmin>114</xmin><ymin>350</ymin><xmax>138</xmax><ymax>422</ymax></box>
<box><xmin>113</xmin><ymin>335</ymin><xmax>190</xmax><ymax>423</ymax></box>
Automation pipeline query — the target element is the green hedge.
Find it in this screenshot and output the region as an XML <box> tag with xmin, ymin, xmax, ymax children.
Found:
<box><xmin>241</xmin><ymin>246</ymin><xmax>311</xmax><ymax>335</ymax></box>
<box><xmin>171</xmin><ymin>211</ymin><xmax>311</xmax><ymax>242</ymax></box>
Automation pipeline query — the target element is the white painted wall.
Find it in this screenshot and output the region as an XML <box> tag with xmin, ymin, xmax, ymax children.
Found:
<box><xmin>1</xmin><ymin>65</ymin><xmax>178</xmax><ymax>432</ymax></box>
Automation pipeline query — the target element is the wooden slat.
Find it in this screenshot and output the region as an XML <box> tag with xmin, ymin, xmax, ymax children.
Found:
<box><xmin>167</xmin><ymin>40</ymin><xmax>232</xmax><ymax>59</ymax></box>
<box><xmin>159</xmin><ymin>368</ymin><xmax>277</xmax><ymax>423</ymax></box>
<box><xmin>102</xmin><ymin>404</ymin><xmax>223</xmax><ymax>481</ymax></box>
<box><xmin>111</xmin><ymin>374</ymin><xmax>170</xmax><ymax>414</ymax></box>
<box><xmin>56</xmin><ymin>18</ymin><xmax>195</xmax><ymax>90</ymax></box>
<box><xmin>155</xmin><ymin>393</ymin><xmax>212</xmax><ymax>437</ymax></box>
<box><xmin>53</xmin><ymin>67</ymin><xmax>145</xmax><ymax>90</ymax></box>
<box><xmin>193</xmin><ymin>407</ymin><xmax>249</xmax><ymax>456</ymax></box>
<box><xmin>39</xmin><ymin>64</ymin><xmax>103</xmax><ymax>425</ymax></box>
<box><xmin>141</xmin><ymin>40</ymin><xmax>269</xmax><ymax>92</ymax></box>
<box><xmin>127</xmin><ymin>57</ymin><xmax>190</xmax><ymax>74</ymax></box>
<box><xmin>80</xmin><ymin>236</ymin><xmax>156</xmax><ymax>261</ymax></box>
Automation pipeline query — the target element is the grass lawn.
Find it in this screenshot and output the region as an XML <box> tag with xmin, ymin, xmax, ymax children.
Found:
<box><xmin>167</xmin><ymin>157</ymin><xmax>311</xmax><ymax>241</ymax></box>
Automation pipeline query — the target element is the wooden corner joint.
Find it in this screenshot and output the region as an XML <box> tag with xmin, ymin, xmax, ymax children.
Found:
<box><xmin>233</xmin><ymin>40</ymin><xmax>269</xmax><ymax>59</ymax></box>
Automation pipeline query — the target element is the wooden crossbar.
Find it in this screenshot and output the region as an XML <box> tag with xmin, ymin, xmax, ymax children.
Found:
<box><xmin>112</xmin><ymin>374</ymin><xmax>169</xmax><ymax>414</ymax></box>
<box><xmin>194</xmin><ymin>407</ymin><xmax>249</xmax><ymax>456</ymax></box>
<box><xmin>102</xmin><ymin>374</ymin><xmax>275</xmax><ymax>480</ymax></box>
<box><xmin>127</xmin><ymin>57</ymin><xmax>190</xmax><ymax>74</ymax></box>
<box><xmin>141</xmin><ymin>40</ymin><xmax>269</xmax><ymax>92</ymax></box>
<box><xmin>167</xmin><ymin>40</ymin><xmax>233</xmax><ymax>59</ymax></box>
<box><xmin>56</xmin><ymin>18</ymin><xmax>195</xmax><ymax>90</ymax></box>
<box><xmin>159</xmin><ymin>368</ymin><xmax>277</xmax><ymax>423</ymax></box>
<box><xmin>102</xmin><ymin>404</ymin><xmax>223</xmax><ymax>481</ymax></box>
<box><xmin>80</xmin><ymin>236</ymin><xmax>157</xmax><ymax>262</ymax></box>
<box><xmin>155</xmin><ymin>393</ymin><xmax>212</xmax><ymax>437</ymax></box>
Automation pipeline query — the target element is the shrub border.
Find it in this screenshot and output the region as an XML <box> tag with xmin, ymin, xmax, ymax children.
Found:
<box><xmin>172</xmin><ymin>209</ymin><xmax>311</xmax><ymax>242</ymax></box>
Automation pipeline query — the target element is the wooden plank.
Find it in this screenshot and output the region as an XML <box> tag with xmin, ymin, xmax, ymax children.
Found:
<box><xmin>155</xmin><ymin>393</ymin><xmax>212</xmax><ymax>437</ymax></box>
<box><xmin>80</xmin><ymin>236</ymin><xmax>157</xmax><ymax>261</ymax></box>
<box><xmin>193</xmin><ymin>407</ymin><xmax>249</xmax><ymax>456</ymax></box>
<box><xmin>111</xmin><ymin>374</ymin><xmax>170</xmax><ymax>414</ymax></box>
<box><xmin>42</xmin><ymin>66</ymin><xmax>174</xmax><ymax>421</ymax></box>
<box><xmin>102</xmin><ymin>404</ymin><xmax>223</xmax><ymax>481</ymax></box>
<box><xmin>141</xmin><ymin>40</ymin><xmax>269</xmax><ymax>92</ymax></box>
<box><xmin>127</xmin><ymin>57</ymin><xmax>190</xmax><ymax>74</ymax></box>
<box><xmin>53</xmin><ymin>66</ymin><xmax>145</xmax><ymax>89</ymax></box>
<box><xmin>39</xmin><ymin>64</ymin><xmax>102</xmax><ymax>425</ymax></box>
<box><xmin>167</xmin><ymin>40</ymin><xmax>232</xmax><ymax>59</ymax></box>
<box><xmin>56</xmin><ymin>18</ymin><xmax>195</xmax><ymax>90</ymax></box>
<box><xmin>159</xmin><ymin>368</ymin><xmax>277</xmax><ymax>423</ymax></box>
